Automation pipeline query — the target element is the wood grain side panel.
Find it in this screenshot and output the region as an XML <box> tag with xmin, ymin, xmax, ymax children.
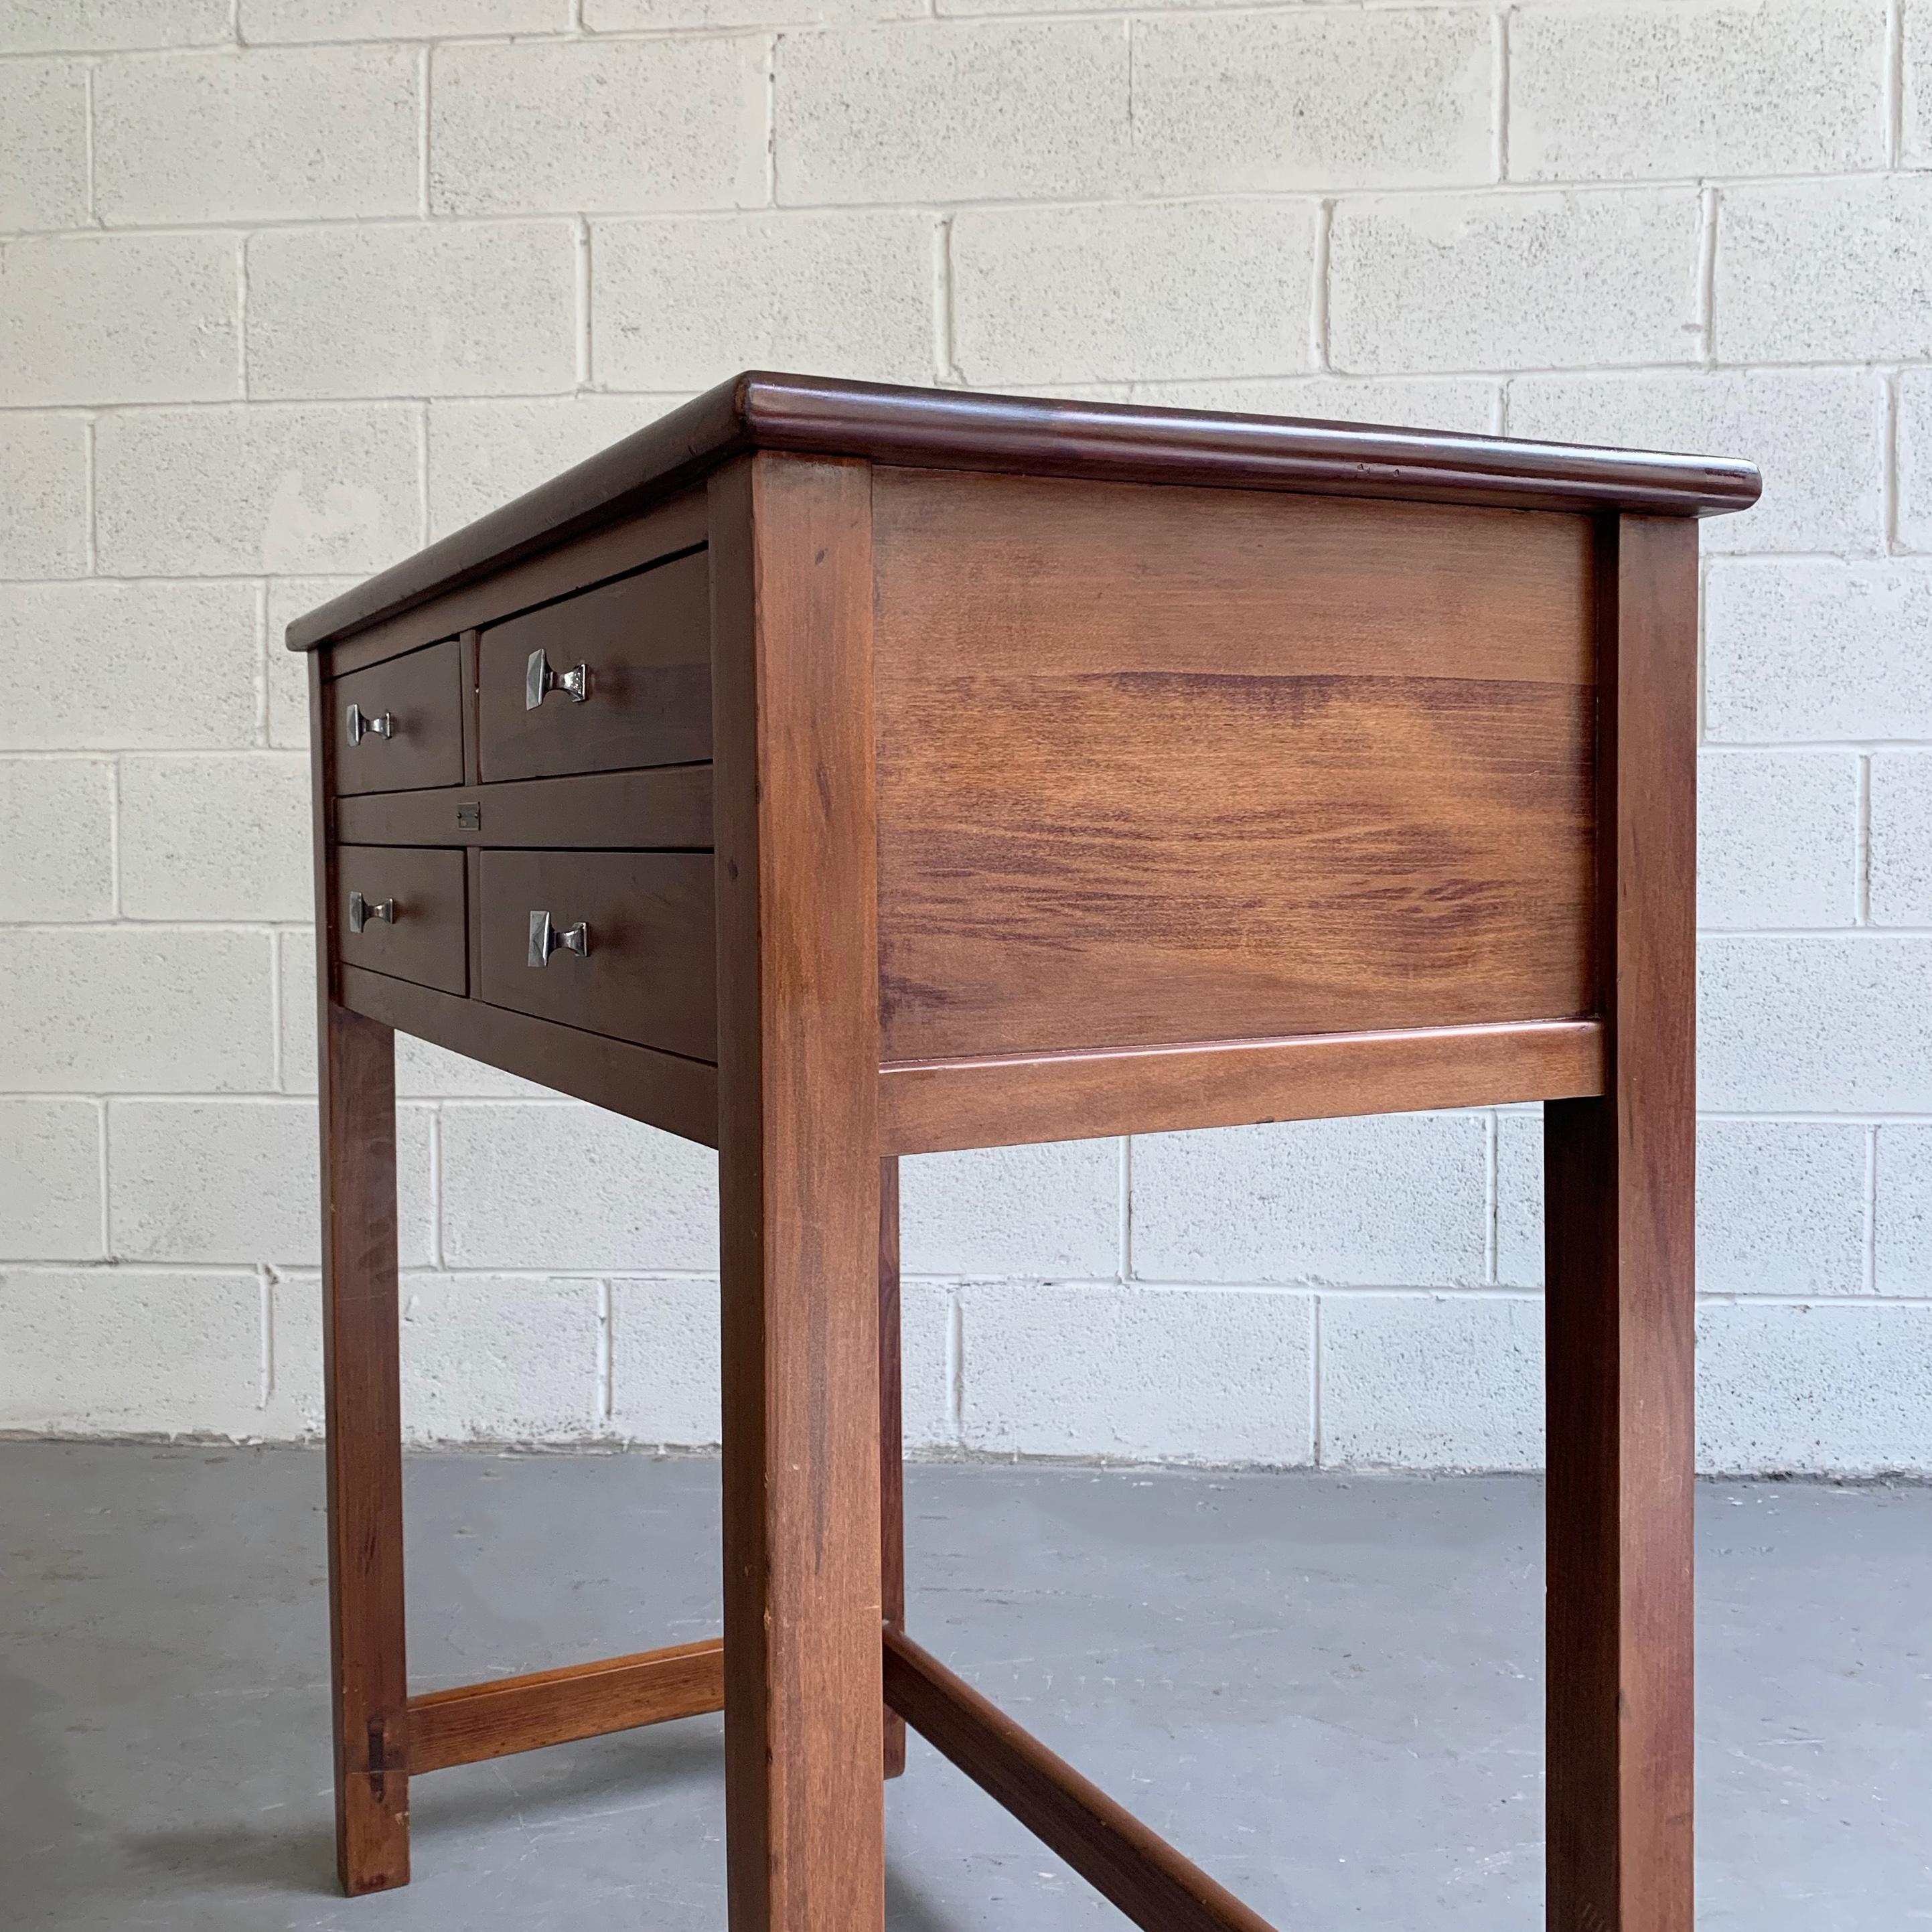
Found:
<box><xmin>872</xmin><ymin>469</ymin><xmax>1597</xmax><ymax>1061</ymax></box>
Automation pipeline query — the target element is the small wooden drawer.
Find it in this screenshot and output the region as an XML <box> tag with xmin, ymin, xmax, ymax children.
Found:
<box><xmin>332</xmin><ymin>640</ymin><xmax>465</xmax><ymax>796</ymax></box>
<box><xmin>476</xmin><ymin>850</ymin><xmax>715</xmax><ymax>1062</ymax></box>
<box><xmin>337</xmin><ymin>846</ymin><xmax>467</xmax><ymax>994</ymax></box>
<box><xmin>477</xmin><ymin>550</ymin><xmax>711</xmax><ymax>784</ymax></box>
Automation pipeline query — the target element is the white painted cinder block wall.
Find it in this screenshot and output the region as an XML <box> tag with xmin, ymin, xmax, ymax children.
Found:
<box><xmin>3</xmin><ymin>0</ymin><xmax>1930</xmax><ymax>1473</ymax></box>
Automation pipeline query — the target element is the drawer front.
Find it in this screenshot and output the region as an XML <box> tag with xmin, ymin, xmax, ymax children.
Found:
<box><xmin>477</xmin><ymin>850</ymin><xmax>715</xmax><ymax>1061</ymax></box>
<box><xmin>333</xmin><ymin>640</ymin><xmax>465</xmax><ymax>796</ymax></box>
<box><xmin>477</xmin><ymin>550</ymin><xmax>711</xmax><ymax>784</ymax></box>
<box><xmin>337</xmin><ymin>846</ymin><xmax>467</xmax><ymax>994</ymax></box>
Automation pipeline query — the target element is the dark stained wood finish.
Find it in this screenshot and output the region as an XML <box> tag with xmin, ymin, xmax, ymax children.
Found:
<box><xmin>873</xmin><ymin>469</ymin><xmax>1596</xmax><ymax>1062</ymax></box>
<box><xmin>339</xmin><ymin>964</ymin><xmax>717</xmax><ymax>1146</ymax></box>
<box><xmin>878</xmin><ymin>1157</ymin><xmax>906</xmax><ymax>1781</ymax></box>
<box><xmin>313</xmin><ymin>494</ymin><xmax>708</xmax><ymax>679</ymax></box>
<box><xmin>711</xmin><ymin>453</ymin><xmax>886</xmax><ymax>1932</ymax></box>
<box><xmin>336</xmin><ymin>765</ymin><xmax>713</xmax><ymax>849</ymax></box>
<box><xmin>883</xmin><ymin>1630</ymin><xmax>1276</xmax><ymax>1932</ymax></box>
<box><xmin>407</xmin><ymin>1639</ymin><xmax>725</xmax><ymax>1775</ymax></box>
<box><xmin>476</xmin><ymin>849</ymin><xmax>717</xmax><ymax>1061</ymax></box>
<box><xmin>289</xmin><ymin>374</ymin><xmax>1757</xmax><ymax>654</ymax></box>
<box><xmin>879</xmin><ymin>1018</ymin><xmax>1604</xmax><ymax>1157</ymax></box>
<box><xmin>336</xmin><ymin>846</ymin><xmax>467</xmax><ymax>996</ymax></box>
<box><xmin>311</xmin><ymin>642</ymin><xmax>411</xmax><ymax>1894</ymax></box>
<box><xmin>1545</xmin><ymin>515</ymin><xmax>1698</xmax><ymax>1932</ymax></box>
<box><xmin>329</xmin><ymin>640</ymin><xmax>463</xmax><ymax>795</ymax></box>
<box><xmin>478</xmin><ymin>550</ymin><xmax>712</xmax><ymax>782</ymax></box>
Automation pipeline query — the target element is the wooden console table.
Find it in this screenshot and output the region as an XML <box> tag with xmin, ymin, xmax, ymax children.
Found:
<box><xmin>291</xmin><ymin>374</ymin><xmax>1759</xmax><ymax>1931</ymax></box>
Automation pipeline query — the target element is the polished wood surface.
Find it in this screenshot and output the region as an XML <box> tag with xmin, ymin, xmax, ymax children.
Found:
<box><xmin>478</xmin><ymin>549</ymin><xmax>712</xmax><ymax>782</ymax></box>
<box><xmin>1545</xmin><ymin>515</ymin><xmax>1698</xmax><ymax>1932</ymax></box>
<box><xmin>711</xmin><ymin>453</ymin><xmax>887</xmax><ymax>1932</ymax></box>
<box><xmin>338</xmin><ymin>964</ymin><xmax>717</xmax><ymax>1145</ymax></box>
<box><xmin>475</xmin><ymin>849</ymin><xmax>716</xmax><ymax>1060</ymax></box>
<box><xmin>874</xmin><ymin>469</ymin><xmax>1594</xmax><ymax>1061</ymax></box>
<box><xmin>407</xmin><ymin>1639</ymin><xmax>725</xmax><ymax>1775</ymax></box>
<box><xmin>335</xmin><ymin>846</ymin><xmax>467</xmax><ymax>996</ymax></box>
<box><xmin>330</xmin><ymin>640</ymin><xmax>463</xmax><ymax>796</ymax></box>
<box><xmin>883</xmin><ymin>1630</ymin><xmax>1276</xmax><ymax>1932</ymax></box>
<box><xmin>335</xmin><ymin>766</ymin><xmax>712</xmax><ymax>849</ymax></box>
<box><xmin>879</xmin><ymin>1017</ymin><xmax>1604</xmax><ymax>1156</ymax></box>
<box><xmin>289</xmin><ymin>373</ymin><xmax>1757</xmax><ymax>654</ymax></box>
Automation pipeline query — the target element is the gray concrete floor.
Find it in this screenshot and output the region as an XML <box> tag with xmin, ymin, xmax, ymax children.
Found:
<box><xmin>2</xmin><ymin>1446</ymin><xmax>1926</xmax><ymax>1931</ymax></box>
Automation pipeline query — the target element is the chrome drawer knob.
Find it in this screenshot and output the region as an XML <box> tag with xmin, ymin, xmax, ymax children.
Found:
<box><xmin>345</xmin><ymin>702</ymin><xmax>394</xmax><ymax>745</ymax></box>
<box><xmin>348</xmin><ymin>891</ymin><xmax>395</xmax><ymax>934</ymax></box>
<box><xmin>528</xmin><ymin>909</ymin><xmax>590</xmax><ymax>966</ymax></box>
<box><xmin>526</xmin><ymin>648</ymin><xmax>590</xmax><ymax>710</ymax></box>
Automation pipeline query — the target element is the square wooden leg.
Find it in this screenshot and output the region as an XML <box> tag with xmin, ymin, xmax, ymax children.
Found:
<box><xmin>1544</xmin><ymin>514</ymin><xmax>1698</xmax><ymax>1932</ymax></box>
<box><xmin>319</xmin><ymin>1002</ymin><xmax>411</xmax><ymax>1896</ymax></box>
<box><xmin>879</xmin><ymin>1156</ymin><xmax>907</xmax><ymax>1781</ymax></box>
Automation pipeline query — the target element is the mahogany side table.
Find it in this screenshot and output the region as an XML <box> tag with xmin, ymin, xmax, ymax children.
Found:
<box><xmin>291</xmin><ymin>374</ymin><xmax>1759</xmax><ymax>1932</ymax></box>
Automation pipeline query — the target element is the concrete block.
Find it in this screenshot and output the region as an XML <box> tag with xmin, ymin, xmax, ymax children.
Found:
<box><xmin>277</xmin><ymin>929</ymin><xmax>550</xmax><ymax>1098</ymax></box>
<box><xmin>109</xmin><ymin>1098</ymin><xmax>433</xmax><ymax>1268</ymax></box>
<box><xmin>1</xmin><ymin>1</ymin><xmax>228</xmax><ymax>52</ymax></box>
<box><xmin>0</xmin><ymin>415</ymin><xmax>88</xmax><ymax>579</ymax></box>
<box><xmin>958</xmin><ymin>1282</ymin><xmax>1314</xmax><ymax>1465</ymax></box>
<box><xmin>899</xmin><ymin>1278</ymin><xmax>954</xmax><ymax>1451</ymax></box>
<box><xmin>1494</xmin><ymin>1112</ymin><xmax>1541</xmax><ymax>1288</ymax></box>
<box><xmin>1706</xmin><ymin>561</ymin><xmax>1932</xmax><ymax>743</ymax></box>
<box><xmin>593</xmin><ymin>212</ymin><xmax>936</xmax><ymax>392</ymax></box>
<box><xmin>1132</xmin><ymin>1114</ymin><xmax>1488</xmax><ymax>1286</ymax></box>
<box><xmin>95</xmin><ymin>46</ymin><xmax>416</xmax><ymax>225</ymax></box>
<box><xmin>1130</xmin><ymin>7</ymin><xmax>1491</xmax><ymax>195</ymax></box>
<box><xmin>1319</xmin><ymin>1293</ymin><xmax>1542</xmax><ymax>1472</ymax></box>
<box><xmin>1697</xmin><ymin>1300</ymin><xmax>1932</xmax><ymax>1476</ymax></box>
<box><xmin>0</xmin><ymin>1099</ymin><xmax>104</xmax><ymax>1261</ymax></box>
<box><xmin>901</xmin><ymin>1139</ymin><xmax>1120</xmax><ymax>1280</ymax></box>
<box><xmin>1701</xmin><ymin>937</ymin><xmax>1932</xmax><ymax>1112</ymax></box>
<box><xmin>400</xmin><ymin>1274</ymin><xmax>601</xmax><ymax>1443</ymax></box>
<box><xmin>117</xmin><ymin>753</ymin><xmax>311</xmax><ymax>923</ymax></box>
<box><xmin>1</xmin><ymin>234</ymin><xmax>238</xmax><ymax>406</ymax></box>
<box><xmin>952</xmin><ymin>200</ymin><xmax>1315</xmax><ymax>386</ymax></box>
<box><xmin>1127</xmin><ymin>375</ymin><xmax>1498</xmax><ymax>436</ymax></box>
<box><xmin>1900</xmin><ymin>0</ymin><xmax>1932</xmax><ymax>168</ymax></box>
<box><xmin>775</xmin><ymin>19</ymin><xmax>1129</xmax><ymax>205</ymax></box>
<box><xmin>428</xmin><ymin>396</ymin><xmax>676</xmax><ymax>542</ymax></box>
<box><xmin>1875</xmin><ymin>1126</ymin><xmax>1932</xmax><ymax>1295</ymax></box>
<box><xmin>591</xmin><ymin>0</ymin><xmax>914</xmax><ymax>23</ymax></box>
<box><xmin>1506</xmin><ymin>370</ymin><xmax>1886</xmax><ymax>556</ymax></box>
<box><xmin>0</xmin><ymin>1268</ymin><xmax>261</xmax><ymax>1438</ymax></box>
<box><xmin>1899</xmin><ymin>370</ymin><xmax>1932</xmax><ymax>552</ymax></box>
<box><xmin>265</xmin><ymin>1269</ymin><xmax>599</xmax><ymax>1442</ymax></box>
<box><xmin>1871</xmin><ymin>754</ymin><xmax>1932</xmax><ymax>927</ymax></box>
<box><xmin>0</xmin><ymin>583</ymin><xmax>258</xmax><ymax>750</ymax></box>
<box><xmin>431</xmin><ymin>38</ymin><xmax>765</xmax><ymax>218</ymax></box>
<box><xmin>1698</xmin><ymin>1119</ymin><xmax>1870</xmax><ymax>1296</ymax></box>
<box><xmin>267</xmin><ymin>577</ymin><xmax>359</xmax><ymax>750</ymax></box>
<box><xmin>97</xmin><ymin>406</ymin><xmax>421</xmax><ymax>578</ymax></box>
<box><xmin>0</xmin><ymin>58</ymin><xmax>87</xmax><ymax>229</ymax></box>
<box><xmin>1331</xmin><ymin>190</ymin><xmax>1701</xmax><ymax>374</ymax></box>
<box><xmin>611</xmin><ymin>1276</ymin><xmax>719</xmax><ymax>1446</ymax></box>
<box><xmin>1698</xmin><ymin>749</ymin><xmax>1859</xmax><ymax>930</ymax></box>
<box><xmin>0</xmin><ymin>756</ymin><xmax>113</xmax><ymax>921</ymax></box>
<box><xmin>0</xmin><ymin>927</ymin><xmax>273</xmax><ymax>1093</ymax></box>
<box><xmin>440</xmin><ymin>1102</ymin><xmax>717</xmax><ymax>1270</ymax></box>
<box><xmin>240</xmin><ymin>0</ymin><xmax>565</xmax><ymax>38</ymax></box>
<box><xmin>1717</xmin><ymin>179</ymin><xmax>1932</xmax><ymax>362</ymax></box>
<box><xmin>1510</xmin><ymin>0</ymin><xmax>1886</xmax><ymax>181</ymax></box>
<box><xmin>247</xmin><ymin>222</ymin><xmax>576</xmax><ymax>400</ymax></box>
